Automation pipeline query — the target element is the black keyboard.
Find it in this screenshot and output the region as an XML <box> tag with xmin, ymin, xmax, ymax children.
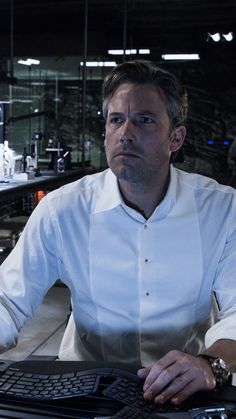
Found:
<box><xmin>0</xmin><ymin>360</ymin><xmax>235</xmax><ymax>419</ymax></box>
<box><xmin>0</xmin><ymin>366</ymin><xmax>100</xmax><ymax>400</ymax></box>
<box><xmin>0</xmin><ymin>361</ymin><xmax>147</xmax><ymax>404</ymax></box>
<box><xmin>103</xmin><ymin>376</ymin><xmax>158</xmax><ymax>413</ymax></box>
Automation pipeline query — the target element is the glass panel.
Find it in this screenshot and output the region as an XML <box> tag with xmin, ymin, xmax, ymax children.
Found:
<box><xmin>1</xmin><ymin>56</ymin><xmax>110</xmax><ymax>171</ymax></box>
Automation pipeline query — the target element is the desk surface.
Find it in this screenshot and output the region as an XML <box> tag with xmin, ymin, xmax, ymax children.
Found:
<box><xmin>0</xmin><ymin>359</ymin><xmax>235</xmax><ymax>419</ymax></box>
<box><xmin>0</xmin><ymin>168</ymin><xmax>95</xmax><ymax>201</ymax></box>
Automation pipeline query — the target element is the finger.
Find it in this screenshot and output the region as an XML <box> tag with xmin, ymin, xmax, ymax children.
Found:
<box><xmin>170</xmin><ymin>377</ymin><xmax>203</xmax><ymax>405</ymax></box>
<box><xmin>143</xmin><ymin>363</ymin><xmax>166</xmax><ymax>391</ymax></box>
<box><xmin>153</xmin><ymin>358</ymin><xmax>215</xmax><ymax>405</ymax></box>
<box><xmin>137</xmin><ymin>366</ymin><xmax>151</xmax><ymax>380</ymax></box>
<box><xmin>143</xmin><ymin>350</ymin><xmax>183</xmax><ymax>391</ymax></box>
<box><xmin>153</xmin><ymin>371</ymin><xmax>193</xmax><ymax>404</ymax></box>
<box><xmin>143</xmin><ymin>362</ymin><xmax>183</xmax><ymax>398</ymax></box>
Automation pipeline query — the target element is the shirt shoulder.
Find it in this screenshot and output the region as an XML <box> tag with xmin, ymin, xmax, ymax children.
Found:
<box><xmin>172</xmin><ymin>167</ymin><xmax>236</xmax><ymax>221</ymax></box>
<box><xmin>175</xmin><ymin>166</ymin><xmax>236</xmax><ymax>196</ymax></box>
<box><xmin>45</xmin><ymin>169</ymin><xmax>111</xmax><ymax>208</ymax></box>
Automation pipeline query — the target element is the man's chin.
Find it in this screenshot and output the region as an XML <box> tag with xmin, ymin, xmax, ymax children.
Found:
<box><xmin>111</xmin><ymin>166</ymin><xmax>143</xmax><ymax>183</ymax></box>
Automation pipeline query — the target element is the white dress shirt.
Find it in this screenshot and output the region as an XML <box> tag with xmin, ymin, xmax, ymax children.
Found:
<box><xmin>0</xmin><ymin>165</ymin><xmax>236</xmax><ymax>366</ymax></box>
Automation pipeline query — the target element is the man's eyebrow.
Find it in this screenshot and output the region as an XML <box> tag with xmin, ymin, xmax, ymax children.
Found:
<box><xmin>135</xmin><ymin>110</ymin><xmax>156</xmax><ymax>116</ymax></box>
<box><xmin>108</xmin><ymin>111</ymin><xmax>156</xmax><ymax>116</ymax></box>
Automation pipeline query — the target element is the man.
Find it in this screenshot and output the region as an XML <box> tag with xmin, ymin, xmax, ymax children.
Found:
<box><xmin>0</xmin><ymin>60</ymin><xmax>236</xmax><ymax>406</ymax></box>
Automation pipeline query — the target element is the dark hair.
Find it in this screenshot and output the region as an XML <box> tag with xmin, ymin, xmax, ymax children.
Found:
<box><xmin>102</xmin><ymin>59</ymin><xmax>188</xmax><ymax>128</ymax></box>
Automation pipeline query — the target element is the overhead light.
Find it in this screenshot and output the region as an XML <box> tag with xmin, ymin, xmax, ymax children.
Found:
<box><xmin>80</xmin><ymin>61</ymin><xmax>116</xmax><ymax>67</ymax></box>
<box><xmin>108</xmin><ymin>50</ymin><xmax>123</xmax><ymax>55</ymax></box>
<box><xmin>207</xmin><ymin>32</ymin><xmax>234</xmax><ymax>42</ymax></box>
<box><xmin>108</xmin><ymin>49</ymin><xmax>137</xmax><ymax>55</ymax></box>
<box><xmin>222</xmin><ymin>32</ymin><xmax>234</xmax><ymax>41</ymax></box>
<box><xmin>208</xmin><ymin>33</ymin><xmax>221</xmax><ymax>42</ymax></box>
<box><xmin>139</xmin><ymin>49</ymin><xmax>150</xmax><ymax>54</ymax></box>
<box><xmin>125</xmin><ymin>49</ymin><xmax>137</xmax><ymax>55</ymax></box>
<box><xmin>18</xmin><ymin>58</ymin><xmax>40</xmax><ymax>66</ymax></box>
<box><xmin>162</xmin><ymin>54</ymin><xmax>200</xmax><ymax>61</ymax></box>
<box><xmin>111</xmin><ymin>49</ymin><xmax>136</xmax><ymax>55</ymax></box>
<box><xmin>108</xmin><ymin>49</ymin><xmax>150</xmax><ymax>55</ymax></box>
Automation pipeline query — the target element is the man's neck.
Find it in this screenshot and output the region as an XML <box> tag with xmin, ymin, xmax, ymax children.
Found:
<box><xmin>118</xmin><ymin>172</ymin><xmax>170</xmax><ymax>219</ymax></box>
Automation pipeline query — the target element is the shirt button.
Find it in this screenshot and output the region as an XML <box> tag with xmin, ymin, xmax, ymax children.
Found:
<box><xmin>144</xmin><ymin>224</ymin><xmax>148</xmax><ymax>229</ymax></box>
<box><xmin>145</xmin><ymin>258</ymin><xmax>148</xmax><ymax>263</ymax></box>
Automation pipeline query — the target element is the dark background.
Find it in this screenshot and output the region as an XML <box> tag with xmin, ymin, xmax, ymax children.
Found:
<box><xmin>0</xmin><ymin>0</ymin><xmax>236</xmax><ymax>183</ymax></box>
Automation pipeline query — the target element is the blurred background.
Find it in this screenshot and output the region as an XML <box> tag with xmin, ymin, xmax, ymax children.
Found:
<box><xmin>0</xmin><ymin>0</ymin><xmax>235</xmax><ymax>183</ymax></box>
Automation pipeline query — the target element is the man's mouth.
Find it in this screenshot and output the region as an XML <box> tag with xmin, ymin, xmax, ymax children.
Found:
<box><xmin>115</xmin><ymin>151</ymin><xmax>140</xmax><ymax>158</ymax></box>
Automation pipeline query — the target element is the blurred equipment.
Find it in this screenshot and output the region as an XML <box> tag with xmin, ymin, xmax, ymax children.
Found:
<box><xmin>46</xmin><ymin>131</ymin><xmax>72</xmax><ymax>173</ymax></box>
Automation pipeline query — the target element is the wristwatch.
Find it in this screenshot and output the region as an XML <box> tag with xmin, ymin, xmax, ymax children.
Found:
<box><xmin>198</xmin><ymin>354</ymin><xmax>232</xmax><ymax>386</ymax></box>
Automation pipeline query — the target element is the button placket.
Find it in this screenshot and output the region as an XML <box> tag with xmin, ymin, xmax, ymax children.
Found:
<box><xmin>142</xmin><ymin>222</ymin><xmax>150</xmax><ymax>297</ymax></box>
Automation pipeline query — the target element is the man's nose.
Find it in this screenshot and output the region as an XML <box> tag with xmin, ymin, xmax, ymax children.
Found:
<box><xmin>120</xmin><ymin>119</ymin><xmax>136</xmax><ymax>143</ymax></box>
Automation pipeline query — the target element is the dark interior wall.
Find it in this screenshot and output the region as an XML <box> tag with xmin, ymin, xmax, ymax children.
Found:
<box><xmin>0</xmin><ymin>0</ymin><xmax>236</xmax><ymax>183</ymax></box>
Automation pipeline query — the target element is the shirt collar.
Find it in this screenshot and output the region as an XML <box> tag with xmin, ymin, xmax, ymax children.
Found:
<box><xmin>167</xmin><ymin>164</ymin><xmax>178</xmax><ymax>204</ymax></box>
<box><xmin>93</xmin><ymin>169</ymin><xmax>123</xmax><ymax>213</ymax></box>
<box><xmin>93</xmin><ymin>165</ymin><xmax>179</xmax><ymax>214</ymax></box>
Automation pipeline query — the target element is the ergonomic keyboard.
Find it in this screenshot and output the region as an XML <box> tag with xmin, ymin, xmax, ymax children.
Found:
<box><xmin>0</xmin><ymin>361</ymin><xmax>150</xmax><ymax>403</ymax></box>
<box><xmin>0</xmin><ymin>365</ymin><xmax>101</xmax><ymax>400</ymax></box>
<box><xmin>0</xmin><ymin>360</ymin><xmax>235</xmax><ymax>419</ymax></box>
<box><xmin>103</xmin><ymin>376</ymin><xmax>158</xmax><ymax>413</ymax></box>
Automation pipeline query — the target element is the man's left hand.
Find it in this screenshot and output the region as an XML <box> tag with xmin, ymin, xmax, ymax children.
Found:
<box><xmin>137</xmin><ymin>350</ymin><xmax>216</xmax><ymax>405</ymax></box>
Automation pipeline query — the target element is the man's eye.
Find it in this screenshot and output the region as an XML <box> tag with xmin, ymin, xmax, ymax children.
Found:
<box><xmin>110</xmin><ymin>116</ymin><xmax>123</xmax><ymax>124</ymax></box>
<box><xmin>137</xmin><ymin>116</ymin><xmax>154</xmax><ymax>124</ymax></box>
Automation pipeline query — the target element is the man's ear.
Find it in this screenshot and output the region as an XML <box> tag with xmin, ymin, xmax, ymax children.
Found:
<box><xmin>170</xmin><ymin>126</ymin><xmax>186</xmax><ymax>153</ymax></box>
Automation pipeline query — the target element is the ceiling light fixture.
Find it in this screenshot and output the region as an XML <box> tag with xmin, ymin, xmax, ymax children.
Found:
<box><xmin>108</xmin><ymin>49</ymin><xmax>137</xmax><ymax>55</ymax></box>
<box><xmin>138</xmin><ymin>49</ymin><xmax>150</xmax><ymax>54</ymax></box>
<box><xmin>208</xmin><ymin>33</ymin><xmax>221</xmax><ymax>42</ymax></box>
<box><xmin>17</xmin><ymin>58</ymin><xmax>40</xmax><ymax>66</ymax></box>
<box><xmin>80</xmin><ymin>61</ymin><xmax>116</xmax><ymax>67</ymax></box>
<box><xmin>207</xmin><ymin>32</ymin><xmax>234</xmax><ymax>42</ymax></box>
<box><xmin>222</xmin><ymin>32</ymin><xmax>234</xmax><ymax>41</ymax></box>
<box><xmin>108</xmin><ymin>49</ymin><xmax>150</xmax><ymax>55</ymax></box>
<box><xmin>162</xmin><ymin>54</ymin><xmax>200</xmax><ymax>61</ymax></box>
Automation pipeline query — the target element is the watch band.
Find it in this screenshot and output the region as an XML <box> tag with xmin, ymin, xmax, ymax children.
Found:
<box><xmin>197</xmin><ymin>354</ymin><xmax>232</xmax><ymax>386</ymax></box>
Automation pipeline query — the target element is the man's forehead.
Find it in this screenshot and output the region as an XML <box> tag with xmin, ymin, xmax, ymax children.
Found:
<box><xmin>108</xmin><ymin>82</ymin><xmax>167</xmax><ymax>112</ymax></box>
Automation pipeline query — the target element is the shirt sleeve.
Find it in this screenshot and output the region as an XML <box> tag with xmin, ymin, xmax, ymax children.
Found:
<box><xmin>0</xmin><ymin>195</ymin><xmax>60</xmax><ymax>353</ymax></box>
<box><xmin>205</xmin><ymin>204</ymin><xmax>236</xmax><ymax>348</ymax></box>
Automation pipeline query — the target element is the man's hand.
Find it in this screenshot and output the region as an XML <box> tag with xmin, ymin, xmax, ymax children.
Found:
<box><xmin>137</xmin><ymin>350</ymin><xmax>216</xmax><ymax>405</ymax></box>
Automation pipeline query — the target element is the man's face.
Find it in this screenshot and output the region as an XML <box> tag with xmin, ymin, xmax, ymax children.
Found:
<box><xmin>105</xmin><ymin>83</ymin><xmax>185</xmax><ymax>186</ymax></box>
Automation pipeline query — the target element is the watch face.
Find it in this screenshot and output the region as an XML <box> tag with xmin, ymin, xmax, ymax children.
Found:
<box><xmin>212</xmin><ymin>358</ymin><xmax>230</xmax><ymax>385</ymax></box>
